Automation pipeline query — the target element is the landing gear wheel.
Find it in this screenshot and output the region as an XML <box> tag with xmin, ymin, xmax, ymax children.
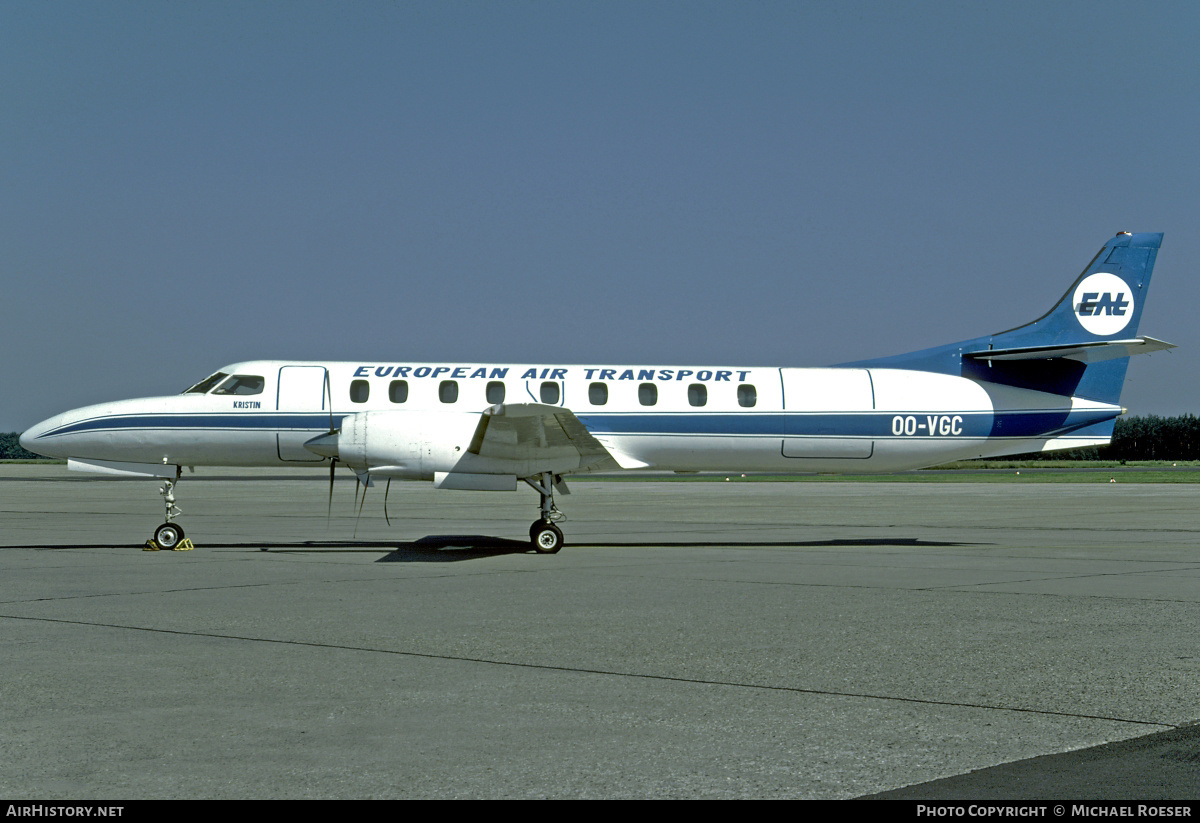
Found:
<box><xmin>154</xmin><ymin>522</ymin><xmax>184</xmax><ymax>550</ymax></box>
<box><xmin>530</xmin><ymin>521</ymin><xmax>564</xmax><ymax>554</ymax></box>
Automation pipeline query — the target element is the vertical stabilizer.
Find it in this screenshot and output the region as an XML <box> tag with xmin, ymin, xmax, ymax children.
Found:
<box><xmin>841</xmin><ymin>233</ymin><xmax>1164</xmax><ymax>404</ymax></box>
<box><xmin>988</xmin><ymin>232</ymin><xmax>1160</xmax><ymax>350</ymax></box>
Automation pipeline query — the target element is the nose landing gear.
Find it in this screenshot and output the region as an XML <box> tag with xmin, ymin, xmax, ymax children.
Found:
<box><xmin>144</xmin><ymin>476</ymin><xmax>193</xmax><ymax>551</ymax></box>
<box><xmin>152</xmin><ymin>520</ymin><xmax>186</xmax><ymax>550</ymax></box>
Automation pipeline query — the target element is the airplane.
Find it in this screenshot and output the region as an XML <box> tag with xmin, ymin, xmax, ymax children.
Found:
<box><xmin>20</xmin><ymin>232</ymin><xmax>1173</xmax><ymax>554</ymax></box>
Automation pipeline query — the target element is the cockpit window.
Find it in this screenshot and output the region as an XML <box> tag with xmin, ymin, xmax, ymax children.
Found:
<box><xmin>212</xmin><ymin>375</ymin><xmax>265</xmax><ymax>396</ymax></box>
<box><xmin>183</xmin><ymin>372</ymin><xmax>228</xmax><ymax>394</ymax></box>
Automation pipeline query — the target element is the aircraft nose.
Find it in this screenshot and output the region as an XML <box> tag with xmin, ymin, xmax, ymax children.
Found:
<box><xmin>19</xmin><ymin>419</ymin><xmax>54</xmax><ymax>458</ymax></box>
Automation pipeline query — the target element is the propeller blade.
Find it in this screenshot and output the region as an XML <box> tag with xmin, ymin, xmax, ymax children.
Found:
<box><xmin>318</xmin><ymin>371</ymin><xmax>339</xmax><ymax>528</ymax></box>
<box><xmin>353</xmin><ymin>479</ymin><xmax>368</xmax><ymax>538</ymax></box>
<box><xmin>384</xmin><ymin>478</ymin><xmax>391</xmax><ymax>527</ymax></box>
<box><xmin>327</xmin><ymin>458</ymin><xmax>337</xmax><ymax>523</ymax></box>
<box><xmin>324</xmin><ymin>369</ymin><xmax>334</xmax><ymax>433</ymax></box>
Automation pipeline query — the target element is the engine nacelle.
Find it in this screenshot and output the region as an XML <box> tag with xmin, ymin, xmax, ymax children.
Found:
<box><xmin>334</xmin><ymin>410</ymin><xmax>486</xmax><ymax>479</ymax></box>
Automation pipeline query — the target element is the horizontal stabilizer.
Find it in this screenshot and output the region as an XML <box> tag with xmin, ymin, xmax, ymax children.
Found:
<box><xmin>964</xmin><ymin>336</ymin><xmax>1175</xmax><ymax>364</ymax></box>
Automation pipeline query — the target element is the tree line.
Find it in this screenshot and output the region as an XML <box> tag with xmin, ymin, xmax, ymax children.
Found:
<box><xmin>1023</xmin><ymin>414</ymin><xmax>1200</xmax><ymax>462</ymax></box>
<box><xmin>3</xmin><ymin>415</ymin><xmax>1199</xmax><ymax>462</ymax></box>
<box><xmin>1</xmin><ymin>432</ymin><xmax>45</xmax><ymax>459</ymax></box>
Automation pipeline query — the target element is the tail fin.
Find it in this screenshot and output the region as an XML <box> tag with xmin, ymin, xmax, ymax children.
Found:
<box><xmin>842</xmin><ymin>232</ymin><xmax>1169</xmax><ymax>404</ymax></box>
<box><xmin>987</xmin><ymin>231</ymin><xmax>1161</xmax><ymax>350</ymax></box>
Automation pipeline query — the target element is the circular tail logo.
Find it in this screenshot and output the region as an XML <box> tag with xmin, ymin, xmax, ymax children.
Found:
<box><xmin>1073</xmin><ymin>272</ymin><xmax>1133</xmax><ymax>335</ymax></box>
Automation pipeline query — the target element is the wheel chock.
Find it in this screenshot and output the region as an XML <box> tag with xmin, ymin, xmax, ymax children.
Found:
<box><xmin>143</xmin><ymin>538</ymin><xmax>194</xmax><ymax>551</ymax></box>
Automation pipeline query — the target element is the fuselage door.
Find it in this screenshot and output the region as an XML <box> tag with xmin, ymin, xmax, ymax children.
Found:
<box><xmin>276</xmin><ymin>365</ymin><xmax>329</xmax><ymax>462</ymax></box>
<box><xmin>780</xmin><ymin>368</ymin><xmax>875</xmax><ymax>460</ymax></box>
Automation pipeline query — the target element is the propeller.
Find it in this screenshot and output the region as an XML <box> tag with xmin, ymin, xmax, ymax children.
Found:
<box><xmin>301</xmin><ymin>373</ymin><xmax>396</xmax><ymax>533</ymax></box>
<box><xmin>301</xmin><ymin>370</ymin><xmax>341</xmax><ymax>522</ymax></box>
<box><xmin>325</xmin><ymin>370</ymin><xmax>338</xmax><ymax>520</ymax></box>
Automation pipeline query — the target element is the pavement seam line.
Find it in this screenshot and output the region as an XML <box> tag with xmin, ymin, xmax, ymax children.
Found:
<box><xmin>1</xmin><ymin>611</ymin><xmax>1177</xmax><ymax>731</ymax></box>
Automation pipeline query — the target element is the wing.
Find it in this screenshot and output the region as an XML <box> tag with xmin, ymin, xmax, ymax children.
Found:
<box><xmin>467</xmin><ymin>403</ymin><xmax>646</xmax><ymax>473</ymax></box>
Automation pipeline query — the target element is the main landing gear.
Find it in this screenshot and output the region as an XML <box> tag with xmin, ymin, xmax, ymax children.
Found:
<box><xmin>145</xmin><ymin>475</ymin><xmax>193</xmax><ymax>551</ymax></box>
<box><xmin>524</xmin><ymin>472</ymin><xmax>567</xmax><ymax>554</ymax></box>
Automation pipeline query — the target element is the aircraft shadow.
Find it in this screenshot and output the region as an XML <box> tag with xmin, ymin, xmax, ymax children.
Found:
<box><xmin>377</xmin><ymin>536</ymin><xmax>536</xmax><ymax>561</ymax></box>
<box><xmin>243</xmin><ymin>536</ymin><xmax>533</xmax><ymax>561</ymax></box>
<box><xmin>374</xmin><ymin>535</ymin><xmax>988</xmax><ymax>561</ymax></box>
<box><xmin>6</xmin><ymin>538</ymin><xmax>528</xmax><ymax>560</ymax></box>
<box><xmin>8</xmin><ymin>536</ymin><xmax>988</xmax><ymax>561</ymax></box>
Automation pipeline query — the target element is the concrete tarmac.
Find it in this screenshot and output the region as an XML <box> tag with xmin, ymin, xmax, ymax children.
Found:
<box><xmin>2</xmin><ymin>464</ymin><xmax>1199</xmax><ymax>799</ymax></box>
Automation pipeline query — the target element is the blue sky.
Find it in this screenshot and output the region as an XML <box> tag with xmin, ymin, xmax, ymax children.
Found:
<box><xmin>4</xmin><ymin>1</ymin><xmax>1197</xmax><ymax>430</ymax></box>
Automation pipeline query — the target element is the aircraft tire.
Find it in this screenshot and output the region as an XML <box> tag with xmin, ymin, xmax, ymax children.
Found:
<box><xmin>530</xmin><ymin>521</ymin><xmax>563</xmax><ymax>554</ymax></box>
<box><xmin>154</xmin><ymin>522</ymin><xmax>184</xmax><ymax>550</ymax></box>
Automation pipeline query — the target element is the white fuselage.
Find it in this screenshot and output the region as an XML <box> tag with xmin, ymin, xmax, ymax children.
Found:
<box><xmin>21</xmin><ymin>360</ymin><xmax>1121</xmax><ymax>479</ymax></box>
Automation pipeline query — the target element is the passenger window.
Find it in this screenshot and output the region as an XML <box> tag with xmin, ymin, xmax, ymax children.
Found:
<box><xmin>486</xmin><ymin>381</ymin><xmax>505</xmax><ymax>404</ymax></box>
<box><xmin>212</xmin><ymin>375</ymin><xmax>265</xmax><ymax>396</ymax></box>
<box><xmin>389</xmin><ymin>380</ymin><xmax>408</xmax><ymax>403</ymax></box>
<box><xmin>540</xmin><ymin>382</ymin><xmax>560</xmax><ymax>404</ymax></box>
<box><xmin>589</xmin><ymin>382</ymin><xmax>608</xmax><ymax>405</ymax></box>
<box><xmin>350</xmin><ymin>380</ymin><xmax>369</xmax><ymax>403</ymax></box>
<box><xmin>737</xmin><ymin>384</ymin><xmax>757</xmax><ymax>408</ymax></box>
<box><xmin>639</xmin><ymin>383</ymin><xmax>657</xmax><ymax>406</ymax></box>
<box><xmin>439</xmin><ymin>381</ymin><xmax>458</xmax><ymax>403</ymax></box>
<box><xmin>688</xmin><ymin>384</ymin><xmax>707</xmax><ymax>407</ymax></box>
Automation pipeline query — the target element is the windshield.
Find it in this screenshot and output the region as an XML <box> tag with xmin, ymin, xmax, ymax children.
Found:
<box><xmin>183</xmin><ymin>372</ymin><xmax>228</xmax><ymax>394</ymax></box>
<box><xmin>211</xmin><ymin>375</ymin><xmax>265</xmax><ymax>396</ymax></box>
